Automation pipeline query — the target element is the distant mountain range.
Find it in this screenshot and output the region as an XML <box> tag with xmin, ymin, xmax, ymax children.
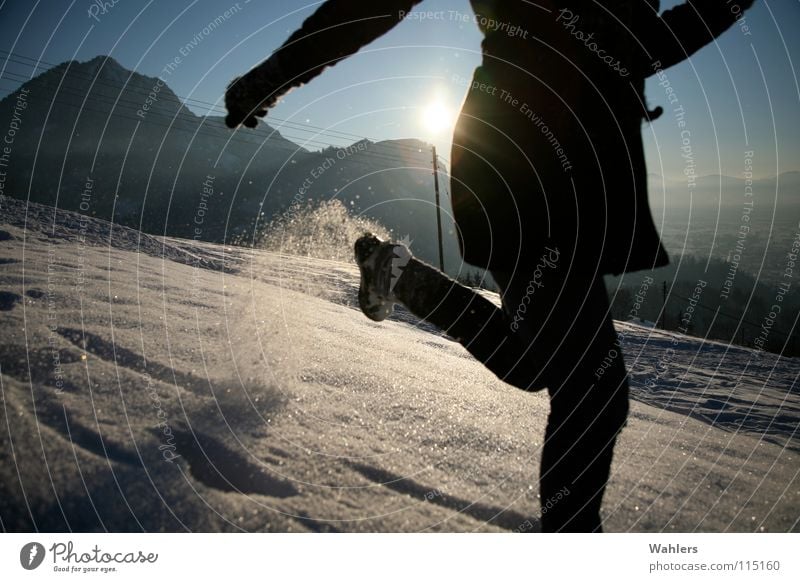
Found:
<box><xmin>2</xmin><ymin>56</ymin><xmax>796</xmax><ymax>275</ymax></box>
<box><xmin>0</xmin><ymin>56</ymin><xmax>461</xmax><ymax>270</ymax></box>
<box><xmin>648</xmin><ymin>171</ymin><xmax>800</xmax><ymax>208</ymax></box>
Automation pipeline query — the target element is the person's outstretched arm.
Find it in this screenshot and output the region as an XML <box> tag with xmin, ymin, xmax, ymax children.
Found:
<box><xmin>641</xmin><ymin>0</ymin><xmax>755</xmax><ymax>75</ymax></box>
<box><xmin>225</xmin><ymin>0</ymin><xmax>422</xmax><ymax>128</ymax></box>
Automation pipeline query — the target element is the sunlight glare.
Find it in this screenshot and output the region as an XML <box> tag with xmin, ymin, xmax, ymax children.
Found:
<box><xmin>420</xmin><ymin>99</ymin><xmax>454</xmax><ymax>135</ymax></box>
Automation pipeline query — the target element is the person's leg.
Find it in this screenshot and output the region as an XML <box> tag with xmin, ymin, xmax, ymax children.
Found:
<box><xmin>387</xmin><ymin>240</ymin><xmax>628</xmax><ymax>530</ymax></box>
<box><xmin>531</xmin><ymin>275</ymin><xmax>629</xmax><ymax>532</ymax></box>
<box><xmin>390</xmin><ymin>255</ymin><xmax>545</xmax><ymax>391</ymax></box>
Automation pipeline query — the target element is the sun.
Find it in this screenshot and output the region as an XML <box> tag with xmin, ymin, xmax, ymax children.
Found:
<box><xmin>420</xmin><ymin>99</ymin><xmax>454</xmax><ymax>135</ymax></box>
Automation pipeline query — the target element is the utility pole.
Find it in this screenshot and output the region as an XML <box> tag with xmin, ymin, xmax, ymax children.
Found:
<box><xmin>432</xmin><ymin>146</ymin><xmax>445</xmax><ymax>272</ymax></box>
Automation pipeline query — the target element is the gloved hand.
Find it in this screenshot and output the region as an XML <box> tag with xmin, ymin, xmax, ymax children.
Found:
<box><xmin>224</xmin><ymin>56</ymin><xmax>287</xmax><ymax>128</ymax></box>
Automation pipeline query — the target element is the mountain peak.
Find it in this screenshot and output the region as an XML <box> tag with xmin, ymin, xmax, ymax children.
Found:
<box><xmin>79</xmin><ymin>55</ymin><xmax>141</xmax><ymax>87</ymax></box>
<box><xmin>85</xmin><ymin>54</ymin><xmax>124</xmax><ymax>68</ymax></box>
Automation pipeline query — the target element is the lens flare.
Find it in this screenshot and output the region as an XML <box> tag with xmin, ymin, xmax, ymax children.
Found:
<box><xmin>420</xmin><ymin>99</ymin><xmax>454</xmax><ymax>135</ymax></box>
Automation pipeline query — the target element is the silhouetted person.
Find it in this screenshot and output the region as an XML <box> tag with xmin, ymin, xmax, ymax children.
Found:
<box><xmin>226</xmin><ymin>0</ymin><xmax>755</xmax><ymax>532</ymax></box>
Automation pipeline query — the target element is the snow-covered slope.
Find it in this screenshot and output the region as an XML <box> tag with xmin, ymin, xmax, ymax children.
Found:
<box><xmin>1</xmin><ymin>197</ymin><xmax>797</xmax><ymax>532</ymax></box>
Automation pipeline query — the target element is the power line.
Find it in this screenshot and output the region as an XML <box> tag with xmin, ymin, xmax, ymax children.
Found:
<box><xmin>0</xmin><ymin>68</ymin><xmax>421</xmax><ymax>160</ymax></box>
<box><xmin>0</xmin><ymin>78</ymin><xmax>339</xmax><ymax>152</ymax></box>
<box><xmin>0</xmin><ymin>49</ymin><xmax>431</xmax><ymax>156</ymax></box>
<box><xmin>0</xmin><ymin>49</ymin><xmax>450</xmax><ymax>219</ymax></box>
<box><xmin>0</xmin><ymin>77</ymin><xmax>428</xmax><ymax>167</ymax></box>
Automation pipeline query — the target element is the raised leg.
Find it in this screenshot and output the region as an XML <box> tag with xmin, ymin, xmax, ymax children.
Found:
<box><xmin>393</xmin><ymin>250</ymin><xmax>629</xmax><ymax>531</ymax></box>
<box><xmin>392</xmin><ymin>256</ymin><xmax>545</xmax><ymax>390</ymax></box>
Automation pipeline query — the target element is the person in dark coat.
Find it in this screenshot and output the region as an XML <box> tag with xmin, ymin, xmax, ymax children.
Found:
<box><xmin>226</xmin><ymin>0</ymin><xmax>755</xmax><ymax>532</ymax></box>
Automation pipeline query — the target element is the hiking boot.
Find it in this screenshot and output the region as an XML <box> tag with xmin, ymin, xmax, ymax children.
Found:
<box><xmin>354</xmin><ymin>233</ymin><xmax>411</xmax><ymax>321</ymax></box>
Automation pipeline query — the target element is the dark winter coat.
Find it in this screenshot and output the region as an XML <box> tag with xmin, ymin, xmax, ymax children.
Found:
<box><xmin>227</xmin><ymin>0</ymin><xmax>753</xmax><ymax>275</ymax></box>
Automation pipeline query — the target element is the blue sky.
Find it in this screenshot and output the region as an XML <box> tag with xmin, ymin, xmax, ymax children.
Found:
<box><xmin>1</xmin><ymin>0</ymin><xmax>798</xmax><ymax>180</ymax></box>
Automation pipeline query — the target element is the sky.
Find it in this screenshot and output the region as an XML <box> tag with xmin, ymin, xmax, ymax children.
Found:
<box><xmin>0</xmin><ymin>0</ymin><xmax>798</xmax><ymax>181</ymax></box>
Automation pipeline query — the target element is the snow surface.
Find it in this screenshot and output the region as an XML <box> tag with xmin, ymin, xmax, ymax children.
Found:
<box><xmin>0</xmin><ymin>197</ymin><xmax>798</xmax><ymax>532</ymax></box>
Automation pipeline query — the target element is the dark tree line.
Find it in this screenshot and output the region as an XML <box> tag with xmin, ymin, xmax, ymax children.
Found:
<box><xmin>607</xmin><ymin>255</ymin><xmax>799</xmax><ymax>357</ymax></box>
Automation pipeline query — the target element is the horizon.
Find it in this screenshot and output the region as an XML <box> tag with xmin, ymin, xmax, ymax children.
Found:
<box><xmin>3</xmin><ymin>50</ymin><xmax>800</xmax><ymax>183</ymax></box>
<box><xmin>1</xmin><ymin>0</ymin><xmax>799</xmax><ymax>182</ymax></box>
<box><xmin>6</xmin><ymin>49</ymin><xmax>800</xmax><ymax>185</ymax></box>
<box><xmin>6</xmin><ymin>50</ymin><xmax>800</xmax><ymax>182</ymax></box>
